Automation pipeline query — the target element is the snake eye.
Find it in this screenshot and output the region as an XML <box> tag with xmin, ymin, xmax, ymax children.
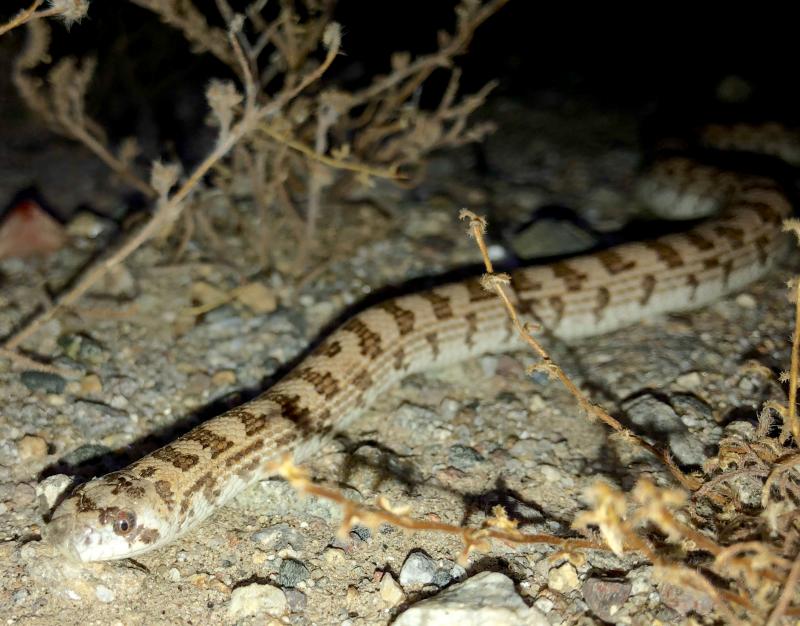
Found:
<box><xmin>113</xmin><ymin>511</ymin><xmax>136</xmax><ymax>536</ymax></box>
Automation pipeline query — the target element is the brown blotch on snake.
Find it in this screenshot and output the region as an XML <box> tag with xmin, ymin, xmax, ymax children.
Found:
<box><xmin>377</xmin><ymin>301</ymin><xmax>416</xmax><ymax>335</ymax></box>
<box><xmin>341</xmin><ymin>317</ymin><xmax>383</xmax><ymax>359</ymax></box>
<box><xmin>182</xmin><ymin>427</ymin><xmax>235</xmax><ymax>459</ymax></box>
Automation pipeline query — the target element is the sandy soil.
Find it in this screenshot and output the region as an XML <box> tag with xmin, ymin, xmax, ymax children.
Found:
<box><xmin>0</xmin><ymin>97</ymin><xmax>795</xmax><ymax>625</ymax></box>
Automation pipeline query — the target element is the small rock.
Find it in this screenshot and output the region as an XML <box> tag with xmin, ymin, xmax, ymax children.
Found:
<box><xmin>350</xmin><ymin>525</ymin><xmax>371</xmax><ymax>542</ymax></box>
<box><xmin>322</xmin><ymin>547</ymin><xmax>346</xmax><ymax>564</ymax></box>
<box><xmin>12</xmin><ymin>482</ymin><xmax>35</xmax><ymax>507</ymax></box>
<box><xmin>533</xmin><ymin>597</ymin><xmax>554</xmax><ymax>613</ymax></box>
<box><xmin>20</xmin><ymin>371</ymin><xmax>66</xmax><ymax>394</ymax></box>
<box><xmin>228</xmin><ymin>583</ymin><xmax>287</xmax><ymax>618</ymax></box>
<box><xmin>511</xmin><ymin>218</ymin><xmax>597</xmax><ymax>259</ymax></box>
<box><xmin>284</xmin><ymin>588</ymin><xmax>307</xmax><ymax>612</ymax></box>
<box><xmin>17</xmin><ymin>435</ymin><xmax>48</xmax><ymax>461</ymax></box>
<box><xmin>95</xmin><ymin>584</ymin><xmax>115</xmax><ymax>603</ymax></box>
<box><xmin>548</xmin><ymin>562</ymin><xmax>579</xmax><ymax>592</ymax></box>
<box><xmin>191</xmin><ymin>281</ymin><xmax>229</xmax><ymax>311</ymax></box>
<box><xmin>582</xmin><ymin>578</ymin><xmax>632</xmax><ymax>622</ymax></box>
<box><xmin>346</xmin><ymin>585</ymin><xmax>360</xmax><ymax>606</ymax></box>
<box><xmin>58</xmin><ymin>333</ymin><xmax>106</xmax><ymax>365</ymax></box>
<box><xmin>399</xmin><ymin>551</ymin><xmax>437</xmax><ymax>587</ymax></box>
<box><xmin>251</xmin><ymin>523</ymin><xmax>305</xmax><ymax>551</ymax></box>
<box><xmin>94</xmin><ymin>264</ymin><xmax>136</xmax><ymax>299</ymax></box>
<box><xmin>79</xmin><ymin>374</ymin><xmax>103</xmax><ymax>395</ymax></box>
<box><xmin>59</xmin><ymin>443</ymin><xmax>111</xmax><ymax>467</ymax></box>
<box><xmin>658</xmin><ymin>582</ymin><xmax>713</xmax><ymax>616</ymax></box>
<box><xmin>393</xmin><ymin>571</ymin><xmax>548</xmax><ymax>626</ymax></box>
<box><xmin>670</xmin><ymin>393</ymin><xmax>713</xmax><ymax>428</ymax></box>
<box><xmin>448</xmin><ymin>445</ymin><xmax>484</xmax><ymax>471</ymax></box>
<box><xmin>380</xmin><ymin>573</ymin><xmax>405</xmax><ymax>607</ymax></box>
<box><xmin>36</xmin><ymin>474</ymin><xmax>74</xmax><ymax>513</ymax></box>
<box><xmin>0</xmin><ymin>199</ymin><xmax>66</xmax><ymax>259</ymax></box>
<box><xmin>211</xmin><ymin>370</ymin><xmax>237</xmax><ymax>387</ymax></box>
<box><xmin>65</xmin><ymin>589</ymin><xmax>81</xmax><ymax>601</ymax></box>
<box><xmin>234</xmin><ymin>282</ymin><xmax>277</xmax><ymax>314</ymax></box>
<box><xmin>539</xmin><ymin>465</ymin><xmax>574</xmax><ymax>487</ymax></box>
<box><xmin>622</xmin><ymin>393</ymin><xmax>706</xmax><ymax>466</ymax></box>
<box><xmin>674</xmin><ymin>371</ymin><xmax>703</xmax><ymax>391</ymax></box>
<box><xmin>278</xmin><ymin>558</ymin><xmax>310</xmax><ymax>588</ymax></box>
<box><xmin>12</xmin><ymin>588</ymin><xmax>28</xmax><ymax>604</ymax></box>
<box><xmin>736</xmin><ymin>293</ymin><xmax>757</xmax><ymax>309</ymax></box>
<box><xmin>66</xmin><ymin>211</ymin><xmax>110</xmax><ymax>239</ymax></box>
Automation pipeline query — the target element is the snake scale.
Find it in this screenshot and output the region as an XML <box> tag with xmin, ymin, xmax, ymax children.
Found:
<box><xmin>46</xmin><ymin>124</ymin><xmax>795</xmax><ymax>561</ymax></box>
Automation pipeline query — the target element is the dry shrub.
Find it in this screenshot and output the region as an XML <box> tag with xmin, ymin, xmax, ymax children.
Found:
<box><xmin>9</xmin><ymin>0</ymin><xmax>507</xmax><ymax>274</ymax></box>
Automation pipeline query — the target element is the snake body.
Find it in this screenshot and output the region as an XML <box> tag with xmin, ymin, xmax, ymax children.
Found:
<box><xmin>46</xmin><ymin>130</ymin><xmax>794</xmax><ymax>561</ymax></box>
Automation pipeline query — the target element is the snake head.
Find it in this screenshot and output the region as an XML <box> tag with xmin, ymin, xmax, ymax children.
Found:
<box><xmin>45</xmin><ymin>471</ymin><xmax>170</xmax><ymax>562</ymax></box>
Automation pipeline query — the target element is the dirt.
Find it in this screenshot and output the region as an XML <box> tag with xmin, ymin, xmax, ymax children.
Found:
<box><xmin>0</xmin><ymin>96</ymin><xmax>795</xmax><ymax>625</ymax></box>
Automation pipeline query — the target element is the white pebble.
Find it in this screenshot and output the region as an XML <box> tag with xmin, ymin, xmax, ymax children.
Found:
<box><xmin>548</xmin><ymin>562</ymin><xmax>579</xmax><ymax>592</ymax></box>
<box><xmin>95</xmin><ymin>585</ymin><xmax>115</xmax><ymax>603</ymax></box>
<box><xmin>736</xmin><ymin>293</ymin><xmax>757</xmax><ymax>309</ymax></box>
<box><xmin>228</xmin><ymin>583</ymin><xmax>287</xmax><ymax>619</ymax></box>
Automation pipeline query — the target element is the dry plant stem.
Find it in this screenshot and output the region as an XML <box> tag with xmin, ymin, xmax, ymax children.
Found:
<box><xmin>272</xmin><ymin>456</ymin><xmax>606</xmax><ymax>564</ymax></box>
<box><xmin>258</xmin><ymin>123</ymin><xmax>402</xmax><ymax>180</ymax></box>
<box><xmin>789</xmin><ymin>278</ymin><xmax>800</xmax><ymax>439</ymax></box>
<box><xmin>129</xmin><ymin>0</ymin><xmax>236</xmax><ymax>69</ymax></box>
<box><xmin>3</xmin><ymin>22</ymin><xmax>340</xmax><ymax>353</ymax></box>
<box><xmin>621</xmin><ymin>525</ymin><xmax>748</xmax><ymax>623</ymax></box>
<box><xmin>762</xmin><ymin>453</ymin><xmax>800</xmax><ymax>508</ymax></box>
<box><xmin>766</xmin><ymin>550</ymin><xmax>800</xmax><ymax>626</ymax></box>
<box><xmin>458</xmin><ymin>210</ymin><xmax>698</xmax><ymax>491</ymax></box>
<box><xmin>0</xmin><ymin>347</ymin><xmax>76</xmax><ymax>376</ymax></box>
<box><xmin>68</xmin><ymin>124</ymin><xmax>157</xmax><ymax>199</ymax></box>
<box><xmin>346</xmin><ymin>0</ymin><xmax>509</xmax><ymax>107</ymax></box>
<box><xmin>0</xmin><ymin>0</ymin><xmax>58</xmax><ymax>36</ymax></box>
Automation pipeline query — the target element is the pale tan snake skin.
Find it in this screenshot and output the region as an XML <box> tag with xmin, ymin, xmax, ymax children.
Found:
<box><xmin>46</xmin><ymin>137</ymin><xmax>795</xmax><ymax>561</ymax></box>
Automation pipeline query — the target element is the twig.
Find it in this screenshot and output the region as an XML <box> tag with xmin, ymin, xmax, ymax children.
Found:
<box><xmin>67</xmin><ymin>123</ymin><xmax>156</xmax><ymax>199</ymax></box>
<box><xmin>270</xmin><ymin>454</ymin><xmax>607</xmax><ymax>565</ymax></box>
<box><xmin>766</xmin><ymin>549</ymin><xmax>800</xmax><ymax>626</ymax></box>
<box><xmin>0</xmin><ymin>0</ymin><xmax>43</xmax><ymax>36</ymax></box>
<box><xmin>258</xmin><ymin>123</ymin><xmax>403</xmax><ymax>180</ymax></box>
<box><xmin>789</xmin><ymin>277</ymin><xmax>800</xmax><ymax>440</ymax></box>
<box><xmin>346</xmin><ymin>0</ymin><xmax>509</xmax><ymax>108</ymax></box>
<box><xmin>458</xmin><ymin>209</ymin><xmax>699</xmax><ymax>490</ymax></box>
<box><xmin>0</xmin><ymin>347</ymin><xmax>77</xmax><ymax>377</ymax></box>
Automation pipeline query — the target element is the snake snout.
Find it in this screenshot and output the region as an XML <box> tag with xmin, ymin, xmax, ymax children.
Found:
<box><xmin>45</xmin><ymin>513</ymin><xmax>79</xmax><ymax>559</ymax></box>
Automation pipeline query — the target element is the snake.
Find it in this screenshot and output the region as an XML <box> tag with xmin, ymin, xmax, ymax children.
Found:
<box><xmin>45</xmin><ymin>123</ymin><xmax>795</xmax><ymax>562</ymax></box>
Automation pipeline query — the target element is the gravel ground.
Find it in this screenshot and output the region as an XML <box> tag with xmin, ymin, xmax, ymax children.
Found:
<box><xmin>0</xmin><ymin>97</ymin><xmax>795</xmax><ymax>625</ymax></box>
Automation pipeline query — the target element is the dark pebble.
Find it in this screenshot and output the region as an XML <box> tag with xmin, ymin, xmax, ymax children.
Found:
<box><xmin>279</xmin><ymin>558</ymin><xmax>310</xmax><ymax>588</ymax></box>
<box><xmin>448</xmin><ymin>444</ymin><xmax>484</xmax><ymax>470</ymax></box>
<box><xmin>20</xmin><ymin>371</ymin><xmax>66</xmax><ymax>394</ymax></box>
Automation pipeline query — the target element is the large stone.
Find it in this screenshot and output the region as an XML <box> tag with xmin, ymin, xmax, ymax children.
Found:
<box><xmin>393</xmin><ymin>571</ymin><xmax>548</xmax><ymax>626</ymax></box>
